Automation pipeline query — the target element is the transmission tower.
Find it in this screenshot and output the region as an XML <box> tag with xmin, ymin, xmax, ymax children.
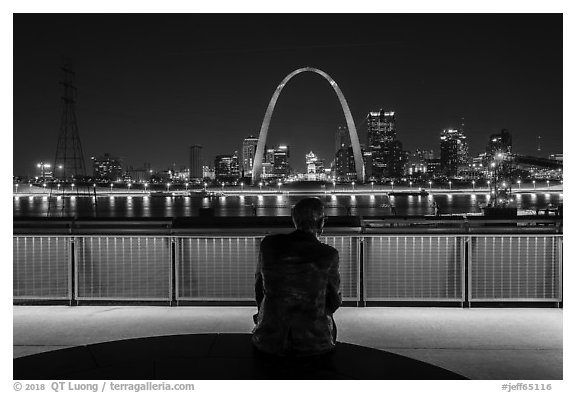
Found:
<box><xmin>54</xmin><ymin>65</ymin><xmax>87</xmax><ymax>181</ymax></box>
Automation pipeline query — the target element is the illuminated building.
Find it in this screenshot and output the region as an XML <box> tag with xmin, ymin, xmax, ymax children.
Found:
<box><xmin>214</xmin><ymin>152</ymin><xmax>240</xmax><ymax>183</ymax></box>
<box><xmin>486</xmin><ymin>129</ymin><xmax>512</xmax><ymax>158</ymax></box>
<box><xmin>440</xmin><ymin>129</ymin><xmax>469</xmax><ymax>177</ymax></box>
<box><xmin>92</xmin><ymin>153</ymin><xmax>123</xmax><ymax>182</ymax></box>
<box><xmin>407</xmin><ymin>149</ymin><xmax>434</xmax><ymax>176</ymax></box>
<box><xmin>241</xmin><ymin>136</ymin><xmax>259</xmax><ymax>177</ymax></box>
<box><xmin>265</xmin><ymin>148</ymin><xmax>275</xmax><ymax>164</ymax></box>
<box><xmin>426</xmin><ymin>158</ymin><xmax>442</xmax><ymax>178</ymax></box>
<box><xmin>202</xmin><ymin>165</ymin><xmax>215</xmax><ymax>180</ymax></box>
<box><xmin>335</xmin><ymin>146</ymin><xmax>370</xmax><ymax>181</ymax></box>
<box><xmin>305</xmin><ymin>151</ymin><xmax>326</xmax><ymax>181</ymax></box>
<box><xmin>273</xmin><ymin>145</ymin><xmax>290</xmax><ymax>177</ymax></box>
<box><xmin>367</xmin><ymin>110</ymin><xmax>404</xmax><ymax>178</ymax></box>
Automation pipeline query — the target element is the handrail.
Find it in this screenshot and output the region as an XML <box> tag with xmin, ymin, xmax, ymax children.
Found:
<box><xmin>13</xmin><ymin>216</ymin><xmax>562</xmax><ymax>235</ymax></box>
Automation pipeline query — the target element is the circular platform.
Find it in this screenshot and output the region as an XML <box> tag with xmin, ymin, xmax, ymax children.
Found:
<box><xmin>14</xmin><ymin>333</ymin><xmax>466</xmax><ymax>380</ymax></box>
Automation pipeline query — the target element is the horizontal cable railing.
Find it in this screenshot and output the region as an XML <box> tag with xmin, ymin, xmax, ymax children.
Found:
<box><xmin>13</xmin><ymin>217</ymin><xmax>563</xmax><ymax>305</ymax></box>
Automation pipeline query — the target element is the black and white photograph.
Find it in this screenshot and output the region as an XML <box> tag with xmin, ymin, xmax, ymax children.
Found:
<box><xmin>9</xmin><ymin>3</ymin><xmax>569</xmax><ymax>389</ymax></box>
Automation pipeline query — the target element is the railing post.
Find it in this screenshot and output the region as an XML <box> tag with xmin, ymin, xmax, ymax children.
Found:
<box><xmin>557</xmin><ymin>236</ymin><xmax>563</xmax><ymax>308</ymax></box>
<box><xmin>463</xmin><ymin>236</ymin><xmax>471</xmax><ymax>308</ymax></box>
<box><xmin>70</xmin><ymin>237</ymin><xmax>78</xmax><ymax>306</ymax></box>
<box><xmin>358</xmin><ymin>236</ymin><xmax>365</xmax><ymax>307</ymax></box>
<box><xmin>171</xmin><ymin>237</ymin><xmax>177</xmax><ymax>307</ymax></box>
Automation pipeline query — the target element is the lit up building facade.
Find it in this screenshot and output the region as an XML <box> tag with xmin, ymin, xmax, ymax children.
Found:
<box><xmin>202</xmin><ymin>165</ymin><xmax>215</xmax><ymax>180</ymax></box>
<box><xmin>242</xmin><ymin>136</ymin><xmax>259</xmax><ymax>177</ymax></box>
<box><xmin>189</xmin><ymin>145</ymin><xmax>203</xmax><ymax>180</ymax></box>
<box><xmin>273</xmin><ymin>145</ymin><xmax>290</xmax><ymax>178</ymax></box>
<box><xmin>440</xmin><ymin>129</ymin><xmax>469</xmax><ymax>177</ymax></box>
<box><xmin>335</xmin><ymin>146</ymin><xmax>370</xmax><ymax>182</ymax></box>
<box><xmin>305</xmin><ymin>151</ymin><xmax>326</xmax><ymax>181</ymax></box>
<box><xmin>92</xmin><ymin>153</ymin><xmax>123</xmax><ymax>182</ymax></box>
<box><xmin>367</xmin><ymin>110</ymin><xmax>404</xmax><ymax>178</ymax></box>
<box><xmin>214</xmin><ymin>152</ymin><xmax>240</xmax><ymax>184</ymax></box>
<box><xmin>406</xmin><ymin>149</ymin><xmax>435</xmax><ymax>176</ymax></box>
<box><xmin>486</xmin><ymin>129</ymin><xmax>512</xmax><ymax>159</ymax></box>
<box><xmin>426</xmin><ymin>158</ymin><xmax>442</xmax><ymax>178</ymax></box>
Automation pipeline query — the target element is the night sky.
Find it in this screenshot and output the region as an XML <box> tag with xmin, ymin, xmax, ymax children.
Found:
<box><xmin>13</xmin><ymin>14</ymin><xmax>562</xmax><ymax>176</ymax></box>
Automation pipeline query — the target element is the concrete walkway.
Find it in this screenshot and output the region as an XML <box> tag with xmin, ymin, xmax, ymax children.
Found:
<box><xmin>13</xmin><ymin>306</ymin><xmax>562</xmax><ymax>380</ymax></box>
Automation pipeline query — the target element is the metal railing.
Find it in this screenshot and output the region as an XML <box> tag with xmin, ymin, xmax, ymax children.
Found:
<box><xmin>13</xmin><ymin>217</ymin><xmax>562</xmax><ymax>305</ymax></box>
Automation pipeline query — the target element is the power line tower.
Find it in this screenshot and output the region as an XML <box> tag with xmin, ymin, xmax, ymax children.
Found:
<box><xmin>54</xmin><ymin>65</ymin><xmax>87</xmax><ymax>181</ymax></box>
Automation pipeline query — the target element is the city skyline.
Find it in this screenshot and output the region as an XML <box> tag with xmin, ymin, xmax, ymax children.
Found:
<box><xmin>13</xmin><ymin>14</ymin><xmax>562</xmax><ymax>176</ymax></box>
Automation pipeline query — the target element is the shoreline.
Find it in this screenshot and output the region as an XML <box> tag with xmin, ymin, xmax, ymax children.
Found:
<box><xmin>12</xmin><ymin>187</ymin><xmax>563</xmax><ymax>198</ymax></box>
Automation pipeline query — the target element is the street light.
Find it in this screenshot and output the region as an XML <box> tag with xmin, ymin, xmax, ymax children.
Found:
<box><xmin>547</xmin><ymin>180</ymin><xmax>550</xmax><ymax>189</ymax></box>
<box><xmin>448</xmin><ymin>181</ymin><xmax>452</xmax><ymax>190</ymax></box>
<box><xmin>167</xmin><ymin>182</ymin><xmax>171</xmax><ymax>192</ymax></box>
<box><xmin>391</xmin><ymin>181</ymin><xmax>394</xmax><ymax>191</ymax></box>
<box><xmin>371</xmin><ymin>181</ymin><xmax>374</xmax><ymax>191</ymax></box>
<box><xmin>71</xmin><ymin>183</ymin><xmax>75</xmax><ymax>193</ymax></box>
<box><xmin>429</xmin><ymin>181</ymin><xmax>432</xmax><ymax>190</ymax></box>
<box><xmin>409</xmin><ymin>181</ymin><xmax>413</xmax><ymax>190</ymax></box>
<box><xmin>144</xmin><ymin>183</ymin><xmax>149</xmax><ymax>192</ymax></box>
<box><xmin>203</xmin><ymin>182</ymin><xmax>207</xmax><ymax>192</ymax></box>
<box><xmin>333</xmin><ymin>181</ymin><xmax>336</xmax><ymax>193</ymax></box>
<box><xmin>259</xmin><ymin>182</ymin><xmax>263</xmax><ymax>193</ymax></box>
<box><xmin>278</xmin><ymin>182</ymin><xmax>282</xmax><ymax>193</ymax></box>
<box><xmin>15</xmin><ymin>183</ymin><xmax>19</xmax><ymax>194</ymax></box>
<box><xmin>128</xmin><ymin>182</ymin><xmax>132</xmax><ymax>192</ymax></box>
<box><xmin>351</xmin><ymin>181</ymin><xmax>355</xmax><ymax>192</ymax></box>
<box><xmin>517</xmin><ymin>180</ymin><xmax>521</xmax><ymax>190</ymax></box>
<box><xmin>110</xmin><ymin>183</ymin><xmax>114</xmax><ymax>193</ymax></box>
<box><xmin>240</xmin><ymin>182</ymin><xmax>244</xmax><ymax>192</ymax></box>
<box><xmin>221</xmin><ymin>182</ymin><xmax>225</xmax><ymax>192</ymax></box>
<box><xmin>472</xmin><ymin>180</ymin><xmax>475</xmax><ymax>192</ymax></box>
<box><xmin>532</xmin><ymin>180</ymin><xmax>536</xmax><ymax>190</ymax></box>
<box><xmin>185</xmin><ymin>182</ymin><xmax>189</xmax><ymax>191</ymax></box>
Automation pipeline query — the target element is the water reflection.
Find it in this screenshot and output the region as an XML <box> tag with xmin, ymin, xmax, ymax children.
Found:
<box><xmin>12</xmin><ymin>192</ymin><xmax>564</xmax><ymax>218</ymax></box>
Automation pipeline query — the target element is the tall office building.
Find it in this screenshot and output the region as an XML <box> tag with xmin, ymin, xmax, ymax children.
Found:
<box><xmin>265</xmin><ymin>148</ymin><xmax>275</xmax><ymax>164</ymax></box>
<box><xmin>486</xmin><ymin>129</ymin><xmax>512</xmax><ymax>158</ymax></box>
<box><xmin>367</xmin><ymin>110</ymin><xmax>403</xmax><ymax>178</ymax></box>
<box><xmin>214</xmin><ymin>152</ymin><xmax>240</xmax><ymax>183</ymax></box>
<box><xmin>92</xmin><ymin>153</ymin><xmax>123</xmax><ymax>181</ymax></box>
<box><xmin>189</xmin><ymin>145</ymin><xmax>203</xmax><ymax>180</ymax></box>
<box><xmin>335</xmin><ymin>146</ymin><xmax>369</xmax><ymax>181</ymax></box>
<box><xmin>440</xmin><ymin>128</ymin><xmax>469</xmax><ymax>177</ymax></box>
<box><xmin>335</xmin><ymin>126</ymin><xmax>351</xmax><ymax>153</ymax></box>
<box><xmin>241</xmin><ymin>136</ymin><xmax>259</xmax><ymax>177</ymax></box>
<box><xmin>273</xmin><ymin>145</ymin><xmax>290</xmax><ymax>177</ymax></box>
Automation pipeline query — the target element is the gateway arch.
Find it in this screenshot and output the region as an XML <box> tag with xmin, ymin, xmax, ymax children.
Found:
<box><xmin>251</xmin><ymin>67</ymin><xmax>365</xmax><ymax>183</ymax></box>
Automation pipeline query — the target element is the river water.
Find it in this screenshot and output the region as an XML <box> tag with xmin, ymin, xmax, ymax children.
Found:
<box><xmin>13</xmin><ymin>192</ymin><xmax>563</xmax><ymax>218</ymax></box>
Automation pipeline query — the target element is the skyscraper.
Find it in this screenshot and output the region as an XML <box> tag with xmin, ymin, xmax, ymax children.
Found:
<box><xmin>214</xmin><ymin>152</ymin><xmax>240</xmax><ymax>183</ymax></box>
<box><xmin>92</xmin><ymin>153</ymin><xmax>123</xmax><ymax>181</ymax></box>
<box><xmin>273</xmin><ymin>145</ymin><xmax>290</xmax><ymax>177</ymax></box>
<box><xmin>486</xmin><ymin>129</ymin><xmax>512</xmax><ymax>158</ymax></box>
<box><xmin>440</xmin><ymin>129</ymin><xmax>469</xmax><ymax>177</ymax></box>
<box><xmin>242</xmin><ymin>136</ymin><xmax>259</xmax><ymax>177</ymax></box>
<box><xmin>335</xmin><ymin>146</ymin><xmax>368</xmax><ymax>181</ymax></box>
<box><xmin>189</xmin><ymin>145</ymin><xmax>203</xmax><ymax>180</ymax></box>
<box><xmin>367</xmin><ymin>110</ymin><xmax>403</xmax><ymax>178</ymax></box>
<box><xmin>335</xmin><ymin>126</ymin><xmax>351</xmax><ymax>153</ymax></box>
